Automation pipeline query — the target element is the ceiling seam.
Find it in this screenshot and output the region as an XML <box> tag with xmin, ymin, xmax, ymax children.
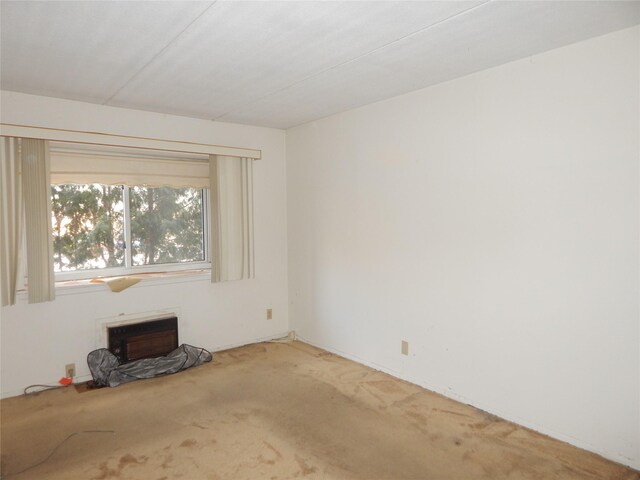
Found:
<box><xmin>102</xmin><ymin>0</ymin><xmax>218</xmax><ymax>105</ymax></box>
<box><xmin>212</xmin><ymin>0</ymin><xmax>493</xmax><ymax>123</ymax></box>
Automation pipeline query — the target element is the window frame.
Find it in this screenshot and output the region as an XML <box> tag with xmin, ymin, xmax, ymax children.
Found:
<box><xmin>53</xmin><ymin>185</ymin><xmax>211</xmax><ymax>281</ymax></box>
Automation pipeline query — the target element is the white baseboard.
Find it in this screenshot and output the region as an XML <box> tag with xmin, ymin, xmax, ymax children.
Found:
<box><xmin>210</xmin><ymin>331</ymin><xmax>293</xmax><ymax>353</ymax></box>
<box><xmin>1</xmin><ymin>373</ymin><xmax>94</xmax><ymax>399</ymax></box>
<box><xmin>4</xmin><ymin>331</ymin><xmax>636</xmax><ymax>471</ymax></box>
<box><xmin>0</xmin><ymin>331</ymin><xmax>292</xmax><ymax>400</ymax></box>
<box><xmin>296</xmin><ymin>334</ymin><xmax>640</xmax><ymax>472</ymax></box>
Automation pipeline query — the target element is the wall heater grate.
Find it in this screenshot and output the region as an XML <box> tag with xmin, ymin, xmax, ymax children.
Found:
<box><xmin>108</xmin><ymin>316</ymin><xmax>178</xmax><ymax>363</ymax></box>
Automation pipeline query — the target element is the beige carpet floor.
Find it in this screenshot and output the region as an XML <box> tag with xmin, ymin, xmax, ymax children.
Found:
<box><xmin>1</xmin><ymin>341</ymin><xmax>638</xmax><ymax>480</ymax></box>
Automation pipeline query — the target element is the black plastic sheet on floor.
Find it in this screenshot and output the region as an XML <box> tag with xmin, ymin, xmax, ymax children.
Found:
<box><xmin>87</xmin><ymin>344</ymin><xmax>212</xmax><ymax>387</ymax></box>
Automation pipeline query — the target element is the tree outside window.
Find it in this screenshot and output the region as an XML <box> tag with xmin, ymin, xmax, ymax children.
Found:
<box><xmin>51</xmin><ymin>184</ymin><xmax>206</xmax><ymax>275</ymax></box>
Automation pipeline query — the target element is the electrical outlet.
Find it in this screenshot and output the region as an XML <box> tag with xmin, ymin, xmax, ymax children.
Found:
<box><xmin>266</xmin><ymin>308</ymin><xmax>273</xmax><ymax>320</ymax></box>
<box><xmin>401</xmin><ymin>341</ymin><xmax>409</xmax><ymax>356</ymax></box>
<box><xmin>65</xmin><ymin>363</ymin><xmax>76</xmax><ymax>378</ymax></box>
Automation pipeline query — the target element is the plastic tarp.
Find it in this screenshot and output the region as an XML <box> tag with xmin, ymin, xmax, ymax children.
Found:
<box><xmin>87</xmin><ymin>344</ymin><xmax>212</xmax><ymax>387</ymax></box>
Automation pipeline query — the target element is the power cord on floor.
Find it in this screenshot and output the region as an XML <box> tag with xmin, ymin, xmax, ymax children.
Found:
<box><xmin>22</xmin><ymin>384</ymin><xmax>66</xmax><ymax>395</ymax></box>
<box><xmin>1</xmin><ymin>430</ymin><xmax>115</xmax><ymax>478</ymax></box>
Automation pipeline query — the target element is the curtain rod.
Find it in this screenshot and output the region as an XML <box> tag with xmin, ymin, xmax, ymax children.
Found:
<box><xmin>0</xmin><ymin>123</ymin><xmax>262</xmax><ymax>160</ymax></box>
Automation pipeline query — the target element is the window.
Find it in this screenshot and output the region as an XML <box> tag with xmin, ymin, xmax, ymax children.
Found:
<box><xmin>51</xmin><ymin>184</ymin><xmax>208</xmax><ymax>279</ymax></box>
<box><xmin>1</xmin><ymin>135</ymin><xmax>256</xmax><ymax>306</ymax></box>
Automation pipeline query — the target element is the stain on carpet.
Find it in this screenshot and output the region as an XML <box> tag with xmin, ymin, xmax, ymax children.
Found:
<box><xmin>295</xmin><ymin>455</ymin><xmax>317</xmax><ymax>476</ymax></box>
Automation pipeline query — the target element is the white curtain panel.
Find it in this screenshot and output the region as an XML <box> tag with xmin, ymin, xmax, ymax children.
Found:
<box><xmin>209</xmin><ymin>155</ymin><xmax>254</xmax><ymax>283</ymax></box>
<box><xmin>0</xmin><ymin>137</ymin><xmax>23</xmax><ymax>306</ymax></box>
<box><xmin>21</xmin><ymin>138</ymin><xmax>55</xmax><ymax>303</ymax></box>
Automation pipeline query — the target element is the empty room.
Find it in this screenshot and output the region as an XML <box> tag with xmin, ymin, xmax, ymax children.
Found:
<box><xmin>0</xmin><ymin>1</ymin><xmax>639</xmax><ymax>479</ymax></box>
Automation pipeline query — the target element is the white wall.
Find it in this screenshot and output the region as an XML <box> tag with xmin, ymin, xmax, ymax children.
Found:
<box><xmin>0</xmin><ymin>92</ymin><xmax>289</xmax><ymax>398</ymax></box>
<box><xmin>287</xmin><ymin>27</ymin><xmax>640</xmax><ymax>469</ymax></box>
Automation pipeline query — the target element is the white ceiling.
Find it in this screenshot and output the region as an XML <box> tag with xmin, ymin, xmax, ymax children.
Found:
<box><xmin>2</xmin><ymin>1</ymin><xmax>639</xmax><ymax>129</ymax></box>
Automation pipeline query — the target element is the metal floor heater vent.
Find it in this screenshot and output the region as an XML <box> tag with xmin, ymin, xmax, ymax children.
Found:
<box><xmin>107</xmin><ymin>316</ymin><xmax>178</xmax><ymax>364</ymax></box>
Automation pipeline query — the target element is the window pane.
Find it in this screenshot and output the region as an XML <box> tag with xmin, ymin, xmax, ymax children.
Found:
<box><xmin>51</xmin><ymin>184</ymin><xmax>125</xmax><ymax>272</ymax></box>
<box><xmin>129</xmin><ymin>187</ymin><xmax>205</xmax><ymax>266</ymax></box>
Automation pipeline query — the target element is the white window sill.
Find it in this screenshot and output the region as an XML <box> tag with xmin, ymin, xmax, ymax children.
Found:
<box><xmin>16</xmin><ymin>269</ymin><xmax>211</xmax><ymax>299</ymax></box>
